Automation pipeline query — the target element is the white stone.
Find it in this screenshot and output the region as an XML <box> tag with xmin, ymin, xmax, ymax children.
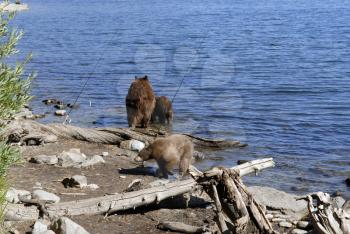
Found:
<box><xmin>81</xmin><ymin>155</ymin><xmax>105</xmax><ymax>167</ymax></box>
<box><xmin>101</xmin><ymin>152</ymin><xmax>109</xmax><ymax>157</ymax></box>
<box><xmin>291</xmin><ymin>229</ymin><xmax>308</xmax><ymax>234</ymax></box>
<box><xmin>279</xmin><ymin>221</ymin><xmax>293</xmax><ymax>228</ymax></box>
<box><xmin>41</xmin><ymin>231</ymin><xmax>55</xmax><ymax>234</ymax></box>
<box><xmin>58</xmin><ymin>149</ymin><xmax>86</xmax><ymax>167</ymax></box>
<box><xmin>119</xmin><ymin>175</ymin><xmax>126</xmax><ymax>179</ymax></box>
<box><xmin>297</xmin><ymin>221</ymin><xmax>311</xmax><ymax>229</ymax></box>
<box><xmin>32</xmin><ymin>220</ymin><xmax>48</xmax><ymax>234</ymax></box>
<box><xmin>30</xmin><ymin>155</ymin><xmax>58</xmax><ymax>165</ymax></box>
<box><xmin>5</xmin><ymin>188</ymin><xmax>31</xmax><ymax>204</ymax></box>
<box><xmin>51</xmin><ymin>217</ymin><xmax>90</xmax><ymax>234</ymax></box>
<box><xmin>266</xmin><ymin>214</ymin><xmax>274</xmax><ymax>219</ymax></box>
<box><xmin>55</xmin><ymin>110</ymin><xmax>66</xmax><ymax>116</ymax></box>
<box><xmin>130</xmin><ymin>140</ymin><xmax>145</xmax><ymax>152</ymax></box>
<box><xmin>32</xmin><ymin>190</ymin><xmax>60</xmax><ymax>203</ymax></box>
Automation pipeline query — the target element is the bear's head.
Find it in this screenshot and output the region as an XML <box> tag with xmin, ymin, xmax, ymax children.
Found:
<box><xmin>134</xmin><ymin>145</ymin><xmax>152</xmax><ymax>162</ymax></box>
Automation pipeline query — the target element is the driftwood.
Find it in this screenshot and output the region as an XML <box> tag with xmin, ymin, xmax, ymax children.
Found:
<box><xmin>307</xmin><ymin>192</ymin><xmax>350</xmax><ymax>234</ymax></box>
<box><xmin>0</xmin><ymin>120</ymin><xmax>246</xmax><ymax>149</ymax></box>
<box><xmin>193</xmin><ymin>160</ymin><xmax>275</xmax><ymax>234</ymax></box>
<box><xmin>157</xmin><ymin>221</ymin><xmax>207</xmax><ymax>233</ymax></box>
<box><xmin>42</xmin><ymin>158</ymin><xmax>274</xmax><ymax>219</ymax></box>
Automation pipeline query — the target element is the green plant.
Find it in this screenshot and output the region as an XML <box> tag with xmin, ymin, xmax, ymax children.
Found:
<box><xmin>0</xmin><ymin>10</ymin><xmax>33</xmax><ymax>230</ymax></box>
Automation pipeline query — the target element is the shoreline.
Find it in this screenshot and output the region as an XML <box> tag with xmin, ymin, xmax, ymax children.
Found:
<box><xmin>2</xmin><ymin>109</ymin><xmax>348</xmax><ymax>233</ymax></box>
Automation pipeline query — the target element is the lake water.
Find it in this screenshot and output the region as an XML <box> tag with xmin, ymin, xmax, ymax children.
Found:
<box><xmin>13</xmin><ymin>0</ymin><xmax>350</xmax><ymax>197</ymax></box>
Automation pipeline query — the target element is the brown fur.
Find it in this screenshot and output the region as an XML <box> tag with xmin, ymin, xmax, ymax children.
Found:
<box><xmin>151</xmin><ymin>96</ymin><xmax>173</xmax><ymax>125</ymax></box>
<box><xmin>125</xmin><ymin>76</ymin><xmax>156</xmax><ymax>128</ymax></box>
<box><xmin>135</xmin><ymin>134</ymin><xmax>193</xmax><ymax>178</ymax></box>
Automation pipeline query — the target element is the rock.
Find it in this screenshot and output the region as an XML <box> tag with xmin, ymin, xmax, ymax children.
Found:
<box><xmin>30</xmin><ymin>155</ymin><xmax>58</xmax><ymax>165</ymax></box>
<box><xmin>85</xmin><ymin>184</ymin><xmax>99</xmax><ymax>190</ymax></box>
<box><xmin>81</xmin><ymin>155</ymin><xmax>105</xmax><ymax>167</ymax></box>
<box><xmin>119</xmin><ymin>175</ymin><xmax>126</xmax><ymax>179</ymax></box>
<box><xmin>1</xmin><ymin>2</ymin><xmax>29</xmax><ymax>12</ymax></box>
<box><xmin>291</xmin><ymin>229</ymin><xmax>308</xmax><ymax>234</ymax></box>
<box><xmin>248</xmin><ymin>186</ymin><xmax>308</xmax><ymax>220</ymax></box>
<box><xmin>54</xmin><ymin>104</ymin><xmax>65</xmax><ymax>110</ymax></box>
<box><xmin>41</xmin><ymin>231</ymin><xmax>55</xmax><ymax>234</ymax></box>
<box><xmin>266</xmin><ymin>214</ymin><xmax>274</xmax><ymax>220</ymax></box>
<box><xmin>42</xmin><ymin>99</ymin><xmax>62</xmax><ymax>105</ymax></box>
<box><xmin>345</xmin><ymin>177</ymin><xmax>350</xmax><ymax>187</ymax></box>
<box><xmin>62</xmin><ymin>175</ymin><xmax>87</xmax><ymax>188</ymax></box>
<box><xmin>4</xmin><ymin>204</ymin><xmax>39</xmax><ymax>221</ymax></box>
<box><xmin>43</xmin><ymin>135</ymin><xmax>58</xmax><ymax>143</ymax></box>
<box><xmin>23</xmin><ymin>135</ymin><xmax>43</xmax><ymax>146</ymax></box>
<box><xmin>32</xmin><ymin>190</ymin><xmax>60</xmax><ymax>203</ymax></box>
<box><xmin>237</xmin><ymin>159</ymin><xmax>249</xmax><ymax>165</ymax></box>
<box><xmin>279</xmin><ymin>221</ymin><xmax>293</xmax><ymax>228</ymax></box>
<box><xmin>55</xmin><ymin>110</ymin><xmax>66</xmax><ymax>116</ymax></box>
<box><xmin>297</xmin><ymin>221</ymin><xmax>311</xmax><ymax>229</ymax></box>
<box><xmin>32</xmin><ymin>220</ymin><xmax>49</xmax><ymax>234</ymax></box>
<box><xmin>272</xmin><ymin>218</ymin><xmax>286</xmax><ymax>223</ymax></box>
<box><xmin>120</xmin><ymin>140</ymin><xmax>145</xmax><ymax>152</ymax></box>
<box><xmin>332</xmin><ymin>196</ymin><xmax>346</xmax><ymax>209</ymax></box>
<box><xmin>5</xmin><ymin>188</ymin><xmax>31</xmax><ymax>203</ymax></box>
<box><xmin>101</xmin><ymin>152</ymin><xmax>109</xmax><ymax>157</ymax></box>
<box><xmin>125</xmin><ymin>179</ymin><xmax>142</xmax><ymax>192</ymax></box>
<box><xmin>343</xmin><ymin>200</ymin><xmax>350</xmax><ymax>213</ymax></box>
<box><xmin>57</xmin><ymin>149</ymin><xmax>86</xmax><ymax>167</ymax></box>
<box><xmin>51</xmin><ymin>217</ymin><xmax>90</xmax><ymax>234</ymax></box>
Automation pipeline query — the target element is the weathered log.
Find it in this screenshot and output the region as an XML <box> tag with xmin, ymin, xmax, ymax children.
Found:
<box><xmin>0</xmin><ymin>120</ymin><xmax>246</xmax><ymax>149</ymax></box>
<box><xmin>157</xmin><ymin>221</ymin><xmax>206</xmax><ymax>233</ymax></box>
<box><xmin>307</xmin><ymin>192</ymin><xmax>350</xmax><ymax>234</ymax></box>
<box><xmin>211</xmin><ymin>184</ymin><xmax>230</xmax><ymax>233</ymax></box>
<box><xmin>43</xmin><ymin>158</ymin><xmax>274</xmax><ymax>218</ymax></box>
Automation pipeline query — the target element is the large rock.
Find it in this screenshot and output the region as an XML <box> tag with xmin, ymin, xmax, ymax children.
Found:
<box><xmin>81</xmin><ymin>155</ymin><xmax>105</xmax><ymax>168</ymax></box>
<box><xmin>4</xmin><ymin>204</ymin><xmax>39</xmax><ymax>221</ymax></box>
<box><xmin>63</xmin><ymin>175</ymin><xmax>88</xmax><ymax>188</ymax></box>
<box><xmin>30</xmin><ymin>155</ymin><xmax>58</xmax><ymax>165</ymax></box>
<box><xmin>32</xmin><ymin>219</ymin><xmax>49</xmax><ymax>234</ymax></box>
<box><xmin>32</xmin><ymin>190</ymin><xmax>60</xmax><ymax>203</ymax></box>
<box><xmin>248</xmin><ymin>186</ymin><xmax>308</xmax><ymax>220</ymax></box>
<box><xmin>120</xmin><ymin>139</ymin><xmax>145</xmax><ymax>152</ymax></box>
<box><xmin>57</xmin><ymin>149</ymin><xmax>86</xmax><ymax>167</ymax></box>
<box><xmin>51</xmin><ymin>217</ymin><xmax>90</xmax><ymax>234</ymax></box>
<box><xmin>5</xmin><ymin>187</ymin><xmax>31</xmax><ymax>203</ymax></box>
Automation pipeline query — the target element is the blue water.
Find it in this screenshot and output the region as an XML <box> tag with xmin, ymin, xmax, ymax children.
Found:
<box><xmin>13</xmin><ymin>0</ymin><xmax>350</xmax><ymax>196</ymax></box>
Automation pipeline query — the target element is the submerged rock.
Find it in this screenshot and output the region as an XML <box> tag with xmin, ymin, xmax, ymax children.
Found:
<box><xmin>51</xmin><ymin>217</ymin><xmax>90</xmax><ymax>234</ymax></box>
<box><xmin>55</xmin><ymin>110</ymin><xmax>67</xmax><ymax>116</ymax></box>
<box><xmin>32</xmin><ymin>190</ymin><xmax>60</xmax><ymax>203</ymax></box>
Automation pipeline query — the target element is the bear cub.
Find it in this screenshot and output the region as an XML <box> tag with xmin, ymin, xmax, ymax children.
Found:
<box><xmin>135</xmin><ymin>134</ymin><xmax>193</xmax><ymax>178</ymax></box>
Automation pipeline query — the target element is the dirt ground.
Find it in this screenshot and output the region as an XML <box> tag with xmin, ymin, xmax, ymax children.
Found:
<box><xmin>7</xmin><ymin>139</ymin><xmax>216</xmax><ymax>234</ymax></box>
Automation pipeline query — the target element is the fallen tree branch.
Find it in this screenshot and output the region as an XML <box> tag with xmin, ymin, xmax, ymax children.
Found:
<box><xmin>44</xmin><ymin>158</ymin><xmax>274</xmax><ymax>218</ymax></box>
<box><xmin>1</xmin><ymin>120</ymin><xmax>247</xmax><ymax>149</ymax></box>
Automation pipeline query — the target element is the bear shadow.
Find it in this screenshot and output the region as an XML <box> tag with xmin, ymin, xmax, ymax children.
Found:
<box><xmin>119</xmin><ymin>166</ymin><xmax>156</xmax><ymax>176</ymax></box>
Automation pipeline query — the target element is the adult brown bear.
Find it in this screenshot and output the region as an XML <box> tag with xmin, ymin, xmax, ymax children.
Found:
<box><xmin>134</xmin><ymin>134</ymin><xmax>193</xmax><ymax>178</ymax></box>
<box><xmin>125</xmin><ymin>76</ymin><xmax>156</xmax><ymax>128</ymax></box>
<box><xmin>151</xmin><ymin>96</ymin><xmax>173</xmax><ymax>125</ymax></box>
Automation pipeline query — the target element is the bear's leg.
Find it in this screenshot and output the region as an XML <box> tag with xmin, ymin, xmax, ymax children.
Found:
<box><xmin>156</xmin><ymin>160</ymin><xmax>168</xmax><ymax>179</ymax></box>
<box><xmin>179</xmin><ymin>144</ymin><xmax>193</xmax><ymax>177</ymax></box>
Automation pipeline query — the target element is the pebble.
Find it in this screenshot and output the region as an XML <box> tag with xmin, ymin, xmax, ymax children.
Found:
<box><xmin>279</xmin><ymin>221</ymin><xmax>293</xmax><ymax>228</ymax></box>
<box><xmin>55</xmin><ymin>110</ymin><xmax>66</xmax><ymax>116</ymax></box>
<box><xmin>33</xmin><ymin>182</ymin><xmax>43</xmax><ymax>190</ymax></box>
<box><xmin>297</xmin><ymin>221</ymin><xmax>311</xmax><ymax>229</ymax></box>
<box><xmin>101</xmin><ymin>152</ymin><xmax>109</xmax><ymax>157</ymax></box>
<box><xmin>81</xmin><ymin>155</ymin><xmax>105</xmax><ymax>167</ymax></box>
<box><xmin>85</xmin><ymin>184</ymin><xmax>99</xmax><ymax>190</ymax></box>
<box><xmin>291</xmin><ymin>229</ymin><xmax>308</xmax><ymax>234</ymax></box>
<box><xmin>120</xmin><ymin>175</ymin><xmax>126</xmax><ymax>179</ymax></box>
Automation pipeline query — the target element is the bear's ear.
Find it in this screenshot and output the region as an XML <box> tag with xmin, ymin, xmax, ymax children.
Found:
<box><xmin>135</xmin><ymin>76</ymin><xmax>138</xmax><ymax>80</ymax></box>
<box><xmin>144</xmin><ymin>75</ymin><xmax>148</xmax><ymax>80</ymax></box>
